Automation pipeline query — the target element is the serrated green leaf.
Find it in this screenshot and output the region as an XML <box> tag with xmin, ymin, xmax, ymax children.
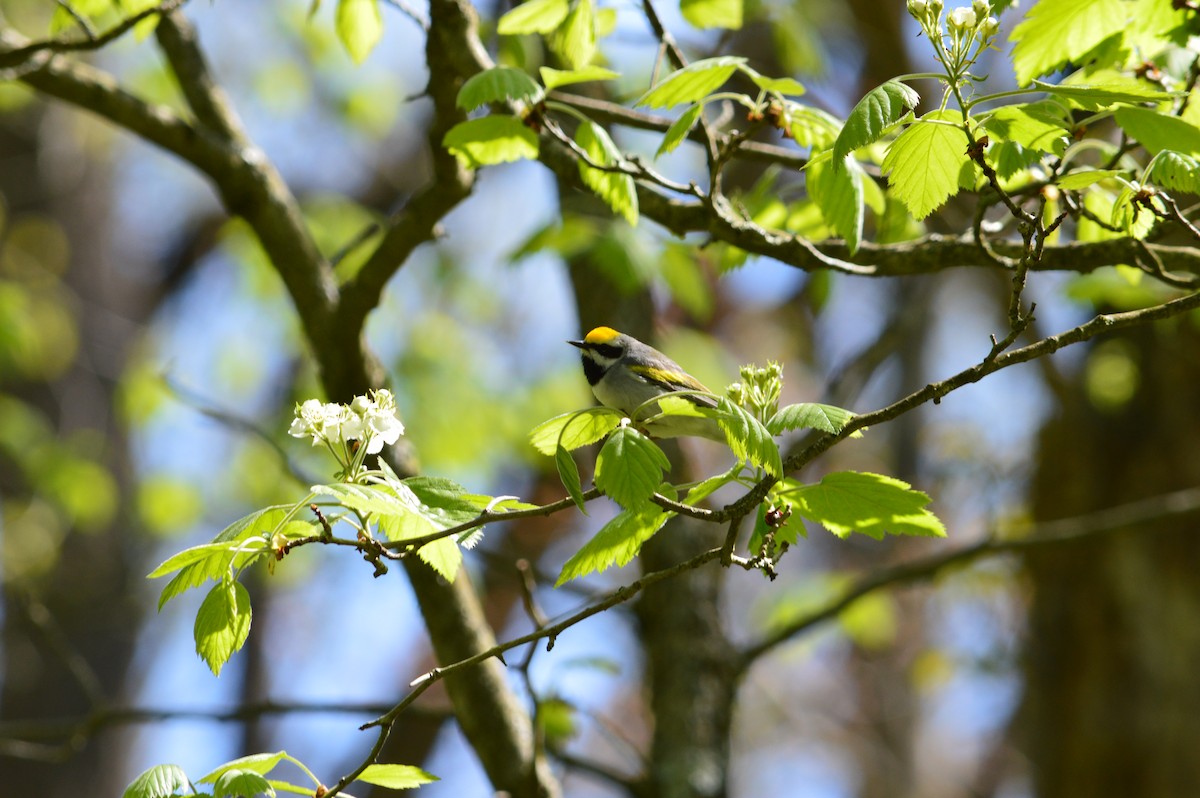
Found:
<box><xmin>595</xmin><ymin>426</ymin><xmax>669</xmax><ymax>508</ymax></box>
<box><xmin>214</xmin><ymin>770</ymin><xmax>274</xmax><ymax>798</ymax></box>
<box><xmin>311</xmin><ymin>482</ymin><xmax>411</xmax><ymax>517</ymax></box>
<box><xmin>683</xmin><ymin>464</ymin><xmax>740</xmax><ymax>505</ymax></box>
<box><xmin>1033</xmin><ymin>80</ymin><xmax>1181</xmax><ymax>108</ymax></box>
<box><xmin>200</xmin><ymin>752</ymin><xmax>288</xmax><ymax>783</ymax></box>
<box><xmin>832</xmin><ymin>80</ymin><xmax>919</xmax><ymax>164</ymax></box>
<box><xmin>784</xmin><ymin>104</ymin><xmax>841</xmax><ymax>149</ymax></box>
<box><xmin>1057</xmin><ymin>169</ymin><xmax>1124</xmax><ymax>190</ymax></box>
<box><xmin>1114</xmin><ymin>107</ymin><xmax>1200</xmax><ymax>156</ymax></box>
<box><xmin>148</xmin><ymin>541</ymin><xmax>256</xmax><ymax>580</ymax></box>
<box><xmin>549</xmin><ymin>0</ymin><xmax>595</xmax><ymax>69</ymax></box>
<box><xmin>266</xmin><ymin>780</ymin><xmax>316</xmax><ymax>797</ymax></box>
<box><xmin>195</xmin><ymin>580</ymin><xmax>252</xmax><ymax>676</ymax></box>
<box><xmin>576</xmin><ymin>119</ymin><xmax>638</xmax><ymax>225</ymax></box>
<box><xmin>715</xmin><ymin>398</ymin><xmax>782</xmax><ymax>477</ymax></box>
<box><xmin>336</xmin><ymin>0</ymin><xmax>383</xmax><ymax>65</ymax></box>
<box><xmin>882</xmin><ymin>109</ymin><xmax>972</xmax><ymax>220</ymax></box>
<box><xmin>767</xmin><ymin>402</ymin><xmax>855</xmax><ymax>435</ymax></box>
<box><xmin>1009</xmin><ymin>0</ymin><xmax>1125</xmax><ymax>86</ymax></box>
<box><xmin>981</xmin><ymin>102</ymin><xmax>1069</xmax><ymax>157</ymax></box>
<box><xmin>415</xmin><ymin>534</ymin><xmax>463</xmax><ymax>581</ymax></box>
<box><xmin>556</xmin><ymin>503</ymin><xmax>671</xmax><ymax>584</ymax></box>
<box><xmin>357</xmin><ymin>764</ymin><xmax>439</xmax><ymax>789</ymax></box>
<box><xmin>530</xmin><ymin>408</ymin><xmax>621</xmax><ymax>455</ymax></box>
<box><xmin>122</xmin><ymin>764</ymin><xmax>191</xmax><ymax>798</ymax></box>
<box><xmin>680</xmin><ymin>0</ymin><xmax>742</xmax><ymax>30</ymax></box>
<box><xmin>787</xmin><ymin>471</ymin><xmax>946</xmax><ymax>539</ymax></box>
<box><xmin>636</xmin><ymin>56</ymin><xmax>747</xmax><ymax>109</ymax></box>
<box><xmin>556</xmin><ymin>444</ymin><xmax>587</xmax><ymax>511</ymax></box>
<box><xmin>498</xmin><ymin>0</ymin><xmax>569</xmax><ymax>34</ymax></box>
<box><xmin>1145</xmin><ymin>151</ymin><xmax>1200</xmax><ymax>193</ymax></box>
<box><xmin>403</xmin><ymin>476</ymin><xmax>487</xmax><ymax>529</ymax></box>
<box><xmin>457</xmin><ymin>67</ymin><xmax>543</xmax><ymax>111</ymax></box>
<box><xmin>443</xmin><ymin>116</ymin><xmax>539</xmax><ymax>168</ymax></box>
<box><xmin>808</xmin><ymin>153</ymin><xmax>864</xmax><ymax>254</ymax></box>
<box><xmin>539</xmin><ymin>65</ymin><xmax>620</xmax><ymax>91</ymax></box>
<box><xmin>747</xmin><ymin>72</ymin><xmax>805</xmax><ymax>96</ymax></box>
<box><xmin>656</xmin><ymin>104</ymin><xmax>703</xmax><ymax>158</ymax></box>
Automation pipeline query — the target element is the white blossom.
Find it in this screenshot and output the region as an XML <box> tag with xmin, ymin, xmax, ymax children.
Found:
<box><xmin>948</xmin><ymin>6</ymin><xmax>977</xmax><ymax>32</ymax></box>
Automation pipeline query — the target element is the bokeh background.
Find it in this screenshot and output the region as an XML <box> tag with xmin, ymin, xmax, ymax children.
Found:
<box><xmin>2</xmin><ymin>1</ymin><xmax>1199</xmax><ymax>796</ymax></box>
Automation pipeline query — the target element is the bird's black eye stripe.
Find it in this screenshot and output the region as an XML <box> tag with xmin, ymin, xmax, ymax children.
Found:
<box><xmin>593</xmin><ymin>343</ymin><xmax>623</xmax><ymax>358</ymax></box>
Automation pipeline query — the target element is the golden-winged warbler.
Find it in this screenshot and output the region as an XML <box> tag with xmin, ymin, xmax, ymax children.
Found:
<box><xmin>568</xmin><ymin>326</ymin><xmax>724</xmax><ymax>441</ymax></box>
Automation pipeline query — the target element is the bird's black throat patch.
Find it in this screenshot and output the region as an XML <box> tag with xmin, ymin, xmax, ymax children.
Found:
<box><xmin>581</xmin><ymin>355</ymin><xmax>606</xmax><ymax>386</ymax></box>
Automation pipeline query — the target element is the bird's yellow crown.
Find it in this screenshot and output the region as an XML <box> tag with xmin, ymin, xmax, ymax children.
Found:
<box><xmin>583</xmin><ymin>326</ymin><xmax>622</xmax><ymax>344</ymax></box>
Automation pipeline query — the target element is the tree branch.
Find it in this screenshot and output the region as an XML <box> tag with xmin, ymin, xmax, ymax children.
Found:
<box><xmin>737</xmin><ymin>486</ymin><xmax>1200</xmax><ymax>669</ymax></box>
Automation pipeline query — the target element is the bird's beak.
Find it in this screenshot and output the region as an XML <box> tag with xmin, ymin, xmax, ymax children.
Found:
<box><xmin>567</xmin><ymin>339</ymin><xmax>586</xmax><ymax>349</ymax></box>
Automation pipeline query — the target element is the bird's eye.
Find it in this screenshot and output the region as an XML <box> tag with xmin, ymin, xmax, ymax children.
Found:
<box><xmin>594</xmin><ymin>343</ymin><xmax>623</xmax><ymax>359</ymax></box>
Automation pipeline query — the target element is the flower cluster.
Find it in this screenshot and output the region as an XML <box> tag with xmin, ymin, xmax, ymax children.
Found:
<box><xmin>908</xmin><ymin>0</ymin><xmax>1000</xmax><ymax>59</ymax></box>
<box><xmin>727</xmin><ymin>362</ymin><xmax>784</xmax><ymax>422</ymax></box>
<box><xmin>289</xmin><ymin>389</ymin><xmax>405</xmax><ymax>456</ymax></box>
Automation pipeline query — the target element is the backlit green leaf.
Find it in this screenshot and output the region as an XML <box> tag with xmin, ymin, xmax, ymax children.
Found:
<box><xmin>214</xmin><ymin>770</ymin><xmax>274</xmax><ymax>798</ymax></box>
<box><xmin>121</xmin><ymin>764</ymin><xmax>190</xmax><ymax>798</ymax></box>
<box><xmin>1033</xmin><ymin>80</ymin><xmax>1181</xmax><ymax>108</ymax></box>
<box><xmin>747</xmin><ymin>72</ymin><xmax>805</xmax><ymax>96</ymax></box>
<box><xmin>715</xmin><ymin>398</ymin><xmax>782</xmax><ymax>477</ymax></box>
<box><xmin>656</xmin><ymin>104</ymin><xmax>703</xmax><ymax>158</ymax></box>
<box><xmin>882</xmin><ymin>109</ymin><xmax>972</xmax><ymax>220</ymax></box>
<box><xmin>530</xmin><ymin>408</ymin><xmax>622</xmax><ymax>455</ymax></box>
<box><xmin>595</xmin><ymin>426</ymin><xmax>669</xmax><ymax>508</ymax></box>
<box><xmin>832</xmin><ymin>80</ymin><xmax>919</xmax><ymax>164</ymax></box>
<box><xmin>357</xmin><ymin>764</ymin><xmax>439</xmax><ymax>789</ymax></box>
<box><xmin>556</xmin><ymin>503</ymin><xmax>671</xmax><ymax>584</ymax></box>
<box><xmin>498</xmin><ymin>0</ymin><xmax>569</xmax><ymax>34</ymax></box>
<box><xmin>681</xmin><ymin>0</ymin><xmax>742</xmax><ymax>30</ymax></box>
<box><xmin>767</xmin><ymin>402</ymin><xmax>855</xmax><ymax>436</ymax></box>
<box><xmin>549</xmin><ymin>0</ymin><xmax>595</xmax><ymax>69</ymax></box>
<box><xmin>808</xmin><ymin>153</ymin><xmax>864</xmax><ymax>254</ymax></box>
<box><xmin>457</xmin><ymin>67</ymin><xmax>543</xmax><ymax>111</ymax></box>
<box><xmin>539</xmin><ymin>65</ymin><xmax>619</xmax><ymax>91</ymax></box>
<box><xmin>1145</xmin><ymin>151</ymin><xmax>1200</xmax><ymax>193</ymax></box>
<box><xmin>1009</xmin><ymin>0</ymin><xmax>1125</xmax><ymax>86</ymax></box>
<box><xmin>785</xmin><ymin>471</ymin><xmax>946</xmax><ymax>539</ymax></box>
<box><xmin>336</xmin><ymin>0</ymin><xmax>383</xmax><ymax>65</ymax></box>
<box><xmin>194</xmin><ymin>580</ymin><xmax>252</xmax><ymax>676</ymax></box>
<box><xmin>443</xmin><ymin>116</ymin><xmax>539</xmax><ymax>168</ymax></box>
<box><xmin>1056</xmin><ymin>169</ymin><xmax>1124</xmax><ymax>190</ymax></box>
<box><xmin>200</xmin><ymin>752</ymin><xmax>288</xmax><ymax>783</ymax></box>
<box><xmin>636</xmin><ymin>56</ymin><xmax>747</xmax><ymax>109</ymax></box>
<box><xmin>576</xmin><ymin>119</ymin><xmax>639</xmax><ymax>225</ymax></box>
<box><xmin>981</xmin><ymin>102</ymin><xmax>1069</xmax><ymax>157</ymax></box>
<box><xmin>556</xmin><ymin>444</ymin><xmax>587</xmax><ymax>511</ymax></box>
<box><xmin>784</xmin><ymin>104</ymin><xmax>841</xmax><ymax>149</ymax></box>
<box><xmin>1114</xmin><ymin>107</ymin><xmax>1200</xmax><ymax>156</ymax></box>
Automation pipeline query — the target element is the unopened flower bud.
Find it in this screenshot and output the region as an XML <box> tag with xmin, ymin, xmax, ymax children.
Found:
<box><xmin>948</xmin><ymin>6</ymin><xmax>977</xmax><ymax>32</ymax></box>
<box><xmin>908</xmin><ymin>0</ymin><xmax>928</xmax><ymax>17</ymax></box>
<box><xmin>972</xmin><ymin>0</ymin><xmax>990</xmax><ymax>17</ymax></box>
<box><xmin>928</xmin><ymin>0</ymin><xmax>944</xmax><ymax>14</ymax></box>
<box><xmin>979</xmin><ymin>15</ymin><xmax>999</xmax><ymax>38</ymax></box>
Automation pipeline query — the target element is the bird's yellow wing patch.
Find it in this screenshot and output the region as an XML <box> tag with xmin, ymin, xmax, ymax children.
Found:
<box><xmin>630</xmin><ymin>364</ymin><xmax>710</xmax><ymax>393</ymax></box>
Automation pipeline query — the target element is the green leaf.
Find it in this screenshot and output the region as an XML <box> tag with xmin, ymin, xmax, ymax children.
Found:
<box><xmin>335</xmin><ymin>0</ymin><xmax>383</xmax><ymax>65</ymax></box>
<box><xmin>556</xmin><ymin>503</ymin><xmax>671</xmax><ymax>584</ymax></box>
<box><xmin>981</xmin><ymin>102</ymin><xmax>1069</xmax><ymax>157</ymax></box>
<box><xmin>683</xmin><ymin>463</ymin><xmax>741</xmax><ymax>505</ymax></box>
<box><xmin>746</xmin><ymin>71</ymin><xmax>805</xmax><ymax>96</ymax></box>
<box><xmin>266</xmin><ymin>780</ymin><xmax>316</xmax><ymax>797</ymax></box>
<box><xmin>529</xmin><ymin>408</ymin><xmax>621</xmax><ymax>455</ymax></box>
<box><xmin>656</xmin><ymin>104</ymin><xmax>703</xmax><ymax>158</ymax></box>
<box><xmin>576</xmin><ymin>119</ymin><xmax>639</xmax><ymax>225</ymax></box>
<box><xmin>715</xmin><ymin>398</ymin><xmax>782</xmax><ymax>477</ymax></box>
<box><xmin>594</xmin><ymin>426</ymin><xmax>670</xmax><ymax>508</ymax></box>
<box><xmin>194</xmin><ymin>580</ymin><xmax>252</xmax><ymax>676</ymax></box>
<box><xmin>415</xmin><ymin>534</ymin><xmax>463</xmax><ymax>581</ymax></box>
<box><xmin>404</xmin><ymin>476</ymin><xmax>489</xmax><ymax>529</ymax></box>
<box><xmin>1146</xmin><ymin>151</ymin><xmax>1200</xmax><ymax>193</ymax></box>
<box><xmin>808</xmin><ymin>153</ymin><xmax>864</xmax><ymax>254</ymax></box>
<box><xmin>457</xmin><ymin>67</ymin><xmax>543</xmax><ymax>111</ymax></box>
<box><xmin>767</xmin><ymin>402</ymin><xmax>855</xmax><ymax>436</ymax></box>
<box><xmin>636</xmin><ymin>56</ymin><xmax>747</xmax><ymax>109</ymax></box>
<box><xmin>786</xmin><ymin>471</ymin><xmax>946</xmax><ymax>539</ymax></box>
<box><xmin>443</xmin><ymin>116</ymin><xmax>539</xmax><ymax>168</ymax></box>
<box><xmin>1056</xmin><ymin>169</ymin><xmax>1123</xmax><ymax>190</ymax></box>
<box><xmin>498</xmin><ymin>0</ymin><xmax>569</xmax><ymax>34</ymax></box>
<box><xmin>311</xmin><ymin>481</ymin><xmax>412</xmax><ymax>518</ymax></box>
<box><xmin>784</xmin><ymin>104</ymin><xmax>841</xmax><ymax>149</ymax></box>
<box><xmin>549</xmin><ymin>0</ymin><xmax>595</xmax><ymax>69</ymax></box>
<box><xmin>1032</xmin><ymin>80</ymin><xmax>1182</xmax><ymax>108</ymax></box>
<box><xmin>1114</xmin><ymin>107</ymin><xmax>1200</xmax><ymax>157</ymax></box>
<box><xmin>832</xmin><ymin>80</ymin><xmax>919</xmax><ymax>164</ymax></box>
<box><xmin>200</xmin><ymin>752</ymin><xmax>288</xmax><ymax>783</ymax></box>
<box><xmin>356</xmin><ymin>764</ymin><xmax>439</xmax><ymax>789</ymax></box>
<box><xmin>556</xmin><ymin>444</ymin><xmax>587</xmax><ymax>511</ymax></box>
<box><xmin>1009</xmin><ymin>0</ymin><xmax>1125</xmax><ymax>86</ymax></box>
<box><xmin>214</xmin><ymin>770</ymin><xmax>274</xmax><ymax>798</ymax></box>
<box><xmin>122</xmin><ymin>764</ymin><xmax>190</xmax><ymax>798</ymax></box>
<box><xmin>148</xmin><ymin>540</ymin><xmax>259</xmax><ymax>580</ymax></box>
<box><xmin>539</xmin><ymin>65</ymin><xmax>620</xmax><ymax>91</ymax></box>
<box><xmin>882</xmin><ymin>109</ymin><xmax>972</xmax><ymax>220</ymax></box>
<box><xmin>681</xmin><ymin>0</ymin><xmax>743</xmax><ymax>30</ymax></box>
